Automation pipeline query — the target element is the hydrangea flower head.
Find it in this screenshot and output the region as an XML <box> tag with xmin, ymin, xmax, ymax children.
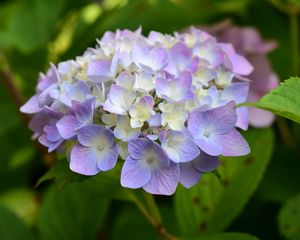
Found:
<box><xmin>21</xmin><ymin>27</ymin><xmax>252</xmax><ymax>195</ymax></box>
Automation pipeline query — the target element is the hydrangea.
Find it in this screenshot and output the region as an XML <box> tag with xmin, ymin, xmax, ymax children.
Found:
<box><xmin>21</xmin><ymin>27</ymin><xmax>252</xmax><ymax>195</ymax></box>
<box><xmin>204</xmin><ymin>21</ymin><xmax>279</xmax><ymax>127</ymax></box>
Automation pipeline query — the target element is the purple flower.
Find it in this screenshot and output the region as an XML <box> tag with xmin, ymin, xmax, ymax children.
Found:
<box><xmin>156</xmin><ymin>71</ymin><xmax>194</xmax><ymax>102</ymax></box>
<box><xmin>188</xmin><ymin>102</ymin><xmax>250</xmax><ymax>156</ymax></box>
<box><xmin>87</xmin><ymin>59</ymin><xmax>115</xmax><ymax>82</ymax></box>
<box><xmin>121</xmin><ymin>138</ymin><xmax>179</xmax><ymax>195</ymax></box>
<box><xmin>36</xmin><ymin>108</ymin><xmax>64</xmax><ymax>152</ymax></box>
<box><xmin>56</xmin><ymin>98</ymin><xmax>95</xmax><ymax>139</ymax></box>
<box><xmin>20</xmin><ymin>64</ymin><xmax>60</xmax><ymax>114</ymax></box>
<box><xmin>166</xmin><ymin>43</ymin><xmax>199</xmax><ymax>75</ymax></box>
<box><xmin>20</xmin><ymin>95</ymin><xmax>43</xmax><ymax>114</ymax></box>
<box><xmin>161</xmin><ymin>131</ymin><xmax>200</xmax><ymax>163</ymax></box>
<box><xmin>103</xmin><ymin>84</ymin><xmax>136</xmax><ymax>115</ymax></box>
<box><xmin>60</xmin><ymin>81</ymin><xmax>90</xmax><ymax>107</ymax></box>
<box><xmin>37</xmin><ymin>63</ymin><xmax>60</xmax><ymax>92</ymax></box>
<box><xmin>220</xmin><ymin>82</ymin><xmax>250</xmax><ymax>130</ymax></box>
<box><xmin>70</xmin><ymin>125</ymin><xmax>118</xmax><ymax>175</ymax></box>
<box><xmin>132</xmin><ymin>44</ymin><xmax>168</xmax><ymax>73</ymax></box>
<box><xmin>179</xmin><ymin>153</ymin><xmax>220</xmax><ymax>188</ymax></box>
<box><xmin>113</xmin><ymin>115</ymin><xmax>141</xmax><ymax>141</ymax></box>
<box><xmin>21</xmin><ymin>27</ymin><xmax>255</xmax><ymax>195</ymax></box>
<box><xmin>193</xmin><ymin>38</ymin><xmax>224</xmax><ymax>68</ymax></box>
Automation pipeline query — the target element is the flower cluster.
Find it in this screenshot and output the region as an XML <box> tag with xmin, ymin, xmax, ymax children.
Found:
<box><xmin>21</xmin><ymin>27</ymin><xmax>252</xmax><ymax>195</ymax></box>
<box><xmin>204</xmin><ymin>21</ymin><xmax>279</xmax><ymax>127</ymax></box>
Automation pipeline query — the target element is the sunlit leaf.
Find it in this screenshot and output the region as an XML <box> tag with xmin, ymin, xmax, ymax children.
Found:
<box><xmin>247</xmin><ymin>77</ymin><xmax>300</xmax><ymax>124</ymax></box>
<box><xmin>0</xmin><ymin>188</ymin><xmax>39</xmax><ymax>226</ymax></box>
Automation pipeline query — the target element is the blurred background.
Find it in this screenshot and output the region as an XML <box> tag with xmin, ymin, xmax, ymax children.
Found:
<box><xmin>0</xmin><ymin>0</ymin><xmax>300</xmax><ymax>239</ymax></box>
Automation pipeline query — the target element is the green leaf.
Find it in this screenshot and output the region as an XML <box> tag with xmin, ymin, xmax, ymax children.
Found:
<box><xmin>175</xmin><ymin>128</ymin><xmax>274</xmax><ymax>236</ymax></box>
<box><xmin>37</xmin><ymin>159</ymin><xmax>131</xmax><ymax>201</ymax></box>
<box><xmin>36</xmin><ymin>159</ymin><xmax>86</xmax><ymax>188</ymax></box>
<box><xmin>247</xmin><ymin>77</ymin><xmax>300</xmax><ymax>124</ymax></box>
<box><xmin>278</xmin><ymin>193</ymin><xmax>300</xmax><ymax>240</ymax></box>
<box><xmin>111</xmin><ymin>206</ymin><xmax>158</xmax><ymax>240</ymax></box>
<box><xmin>37</xmin><ymin>183</ymin><xmax>109</xmax><ymax>240</ymax></box>
<box><xmin>80</xmin><ymin>167</ymin><xmax>132</xmax><ymax>201</ymax></box>
<box><xmin>187</xmin><ymin>232</ymin><xmax>260</xmax><ymax>240</ymax></box>
<box><xmin>0</xmin><ymin>204</ymin><xmax>34</xmax><ymax>240</ymax></box>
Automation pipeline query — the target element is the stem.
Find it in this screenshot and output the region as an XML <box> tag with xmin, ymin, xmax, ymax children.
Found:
<box><xmin>143</xmin><ymin>192</ymin><xmax>162</xmax><ymax>223</ymax></box>
<box><xmin>290</xmin><ymin>11</ymin><xmax>299</xmax><ymax>75</ymax></box>
<box><xmin>127</xmin><ymin>190</ymin><xmax>157</xmax><ymax>226</ymax></box>
<box><xmin>127</xmin><ymin>190</ymin><xmax>178</xmax><ymax>240</ymax></box>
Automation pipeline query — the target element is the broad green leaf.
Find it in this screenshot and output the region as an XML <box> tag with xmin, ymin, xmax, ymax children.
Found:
<box><xmin>278</xmin><ymin>193</ymin><xmax>300</xmax><ymax>240</ymax></box>
<box><xmin>80</xmin><ymin>167</ymin><xmax>132</xmax><ymax>201</ymax></box>
<box><xmin>36</xmin><ymin>159</ymin><xmax>86</xmax><ymax>188</ymax></box>
<box><xmin>188</xmin><ymin>232</ymin><xmax>259</xmax><ymax>240</ymax></box>
<box><xmin>0</xmin><ymin>204</ymin><xmax>34</xmax><ymax>240</ymax></box>
<box><xmin>37</xmin><ymin>183</ymin><xmax>109</xmax><ymax>240</ymax></box>
<box><xmin>175</xmin><ymin>128</ymin><xmax>274</xmax><ymax>236</ymax></box>
<box><xmin>111</xmin><ymin>206</ymin><xmax>158</xmax><ymax>240</ymax></box>
<box><xmin>37</xmin><ymin>159</ymin><xmax>131</xmax><ymax>201</ymax></box>
<box><xmin>247</xmin><ymin>77</ymin><xmax>300</xmax><ymax>124</ymax></box>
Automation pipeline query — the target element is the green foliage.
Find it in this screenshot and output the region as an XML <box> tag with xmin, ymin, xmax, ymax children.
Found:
<box><xmin>278</xmin><ymin>193</ymin><xmax>300</xmax><ymax>240</ymax></box>
<box><xmin>0</xmin><ymin>0</ymin><xmax>66</xmax><ymax>53</ymax></box>
<box><xmin>188</xmin><ymin>232</ymin><xmax>260</xmax><ymax>240</ymax></box>
<box><xmin>175</xmin><ymin>128</ymin><xmax>274</xmax><ymax>237</ymax></box>
<box><xmin>36</xmin><ymin>159</ymin><xmax>86</xmax><ymax>189</ymax></box>
<box><xmin>37</xmin><ymin>183</ymin><xmax>109</xmax><ymax>240</ymax></box>
<box><xmin>248</xmin><ymin>77</ymin><xmax>300</xmax><ymax>124</ymax></box>
<box><xmin>111</xmin><ymin>206</ymin><xmax>158</xmax><ymax>240</ymax></box>
<box><xmin>0</xmin><ymin>204</ymin><xmax>34</xmax><ymax>240</ymax></box>
<box><xmin>37</xmin><ymin>159</ymin><xmax>131</xmax><ymax>201</ymax></box>
<box><xmin>0</xmin><ymin>188</ymin><xmax>38</xmax><ymax>226</ymax></box>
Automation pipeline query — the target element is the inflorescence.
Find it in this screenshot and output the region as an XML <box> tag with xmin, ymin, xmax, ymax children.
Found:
<box><xmin>21</xmin><ymin>27</ymin><xmax>252</xmax><ymax>195</ymax></box>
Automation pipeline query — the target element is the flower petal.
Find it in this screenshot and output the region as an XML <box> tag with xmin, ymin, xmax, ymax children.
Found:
<box><xmin>217</xmin><ymin>129</ymin><xmax>250</xmax><ymax>156</ymax></box>
<box><xmin>143</xmin><ymin>162</ymin><xmax>179</xmax><ymax>195</ymax></box>
<box><xmin>192</xmin><ymin>153</ymin><xmax>220</xmax><ymax>172</ymax></box>
<box><xmin>56</xmin><ymin>115</ymin><xmax>81</xmax><ymax>139</ymax></box>
<box><xmin>193</xmin><ymin>135</ymin><xmax>223</xmax><ymax>156</ymax></box>
<box><xmin>188</xmin><ymin>101</ymin><xmax>237</xmax><ymax>137</ymax></box>
<box><xmin>179</xmin><ymin>162</ymin><xmax>202</xmax><ymax>188</ymax></box>
<box><xmin>128</xmin><ymin>138</ymin><xmax>153</xmax><ymax>160</ymax></box>
<box><xmin>87</xmin><ymin>59</ymin><xmax>113</xmax><ymax>82</ymax></box>
<box><xmin>97</xmin><ymin>143</ymin><xmax>118</xmax><ymax>171</ymax></box>
<box><xmin>162</xmin><ymin>131</ymin><xmax>200</xmax><ymax>163</ymax></box>
<box><xmin>20</xmin><ymin>95</ymin><xmax>42</xmax><ymax>114</ymax></box>
<box><xmin>77</xmin><ymin>124</ymin><xmax>105</xmax><ymax>147</ymax></box>
<box><xmin>70</xmin><ymin>144</ymin><xmax>100</xmax><ymax>175</ymax></box>
<box><xmin>121</xmin><ymin>157</ymin><xmax>151</xmax><ymax>189</ymax></box>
